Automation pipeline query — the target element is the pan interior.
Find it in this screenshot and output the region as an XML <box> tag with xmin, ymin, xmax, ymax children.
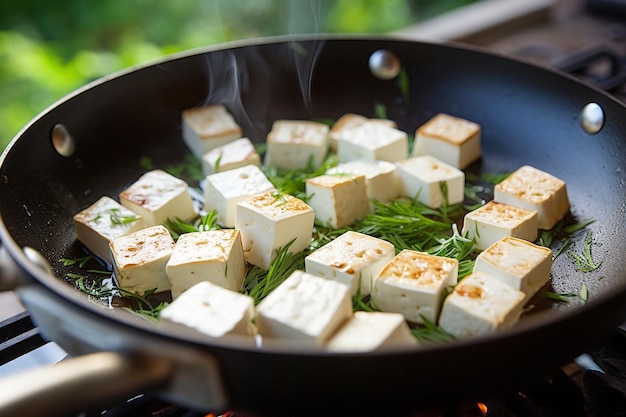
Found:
<box><xmin>1</xmin><ymin>36</ymin><xmax>625</xmax><ymax>354</ymax></box>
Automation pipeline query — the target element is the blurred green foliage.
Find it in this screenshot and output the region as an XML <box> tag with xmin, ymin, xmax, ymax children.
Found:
<box><xmin>0</xmin><ymin>0</ymin><xmax>473</xmax><ymax>151</ymax></box>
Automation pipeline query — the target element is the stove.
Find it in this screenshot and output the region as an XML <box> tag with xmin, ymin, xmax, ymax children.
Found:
<box><xmin>2</xmin><ymin>1</ymin><xmax>626</xmax><ymax>416</ymax></box>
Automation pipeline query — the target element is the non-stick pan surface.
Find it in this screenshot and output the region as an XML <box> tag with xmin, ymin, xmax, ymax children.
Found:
<box><xmin>1</xmin><ymin>36</ymin><xmax>626</xmax><ymax>415</ymax></box>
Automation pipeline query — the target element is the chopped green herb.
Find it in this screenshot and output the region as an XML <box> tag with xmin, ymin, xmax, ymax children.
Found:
<box><xmin>166</xmin><ymin>152</ymin><xmax>204</xmax><ymax>185</ymax></box>
<box><xmin>110</xmin><ymin>208</ymin><xmax>142</xmax><ymax>225</ymax></box>
<box><xmin>543</xmin><ymin>285</ymin><xmax>588</xmax><ymax>304</ymax></box>
<box><xmin>213</xmin><ymin>153</ymin><xmax>223</xmax><ymax>173</ymax></box>
<box><xmin>374</xmin><ymin>103</ymin><xmax>387</xmax><ymax>119</ymax></box>
<box><xmin>569</xmin><ymin>230</ymin><xmax>601</xmax><ymax>272</ymax></box>
<box><xmin>355</xmin><ymin>198</ymin><xmax>456</xmax><ymax>252</ymax></box>
<box><xmin>139</xmin><ymin>155</ymin><xmax>155</xmax><ymax>171</ymax></box>
<box><xmin>262</xmin><ymin>153</ymin><xmax>338</xmax><ymax>201</ymax></box>
<box><xmin>60</xmin><ymin>255</ymin><xmax>94</xmax><ymax>268</ymax></box>
<box><xmin>163</xmin><ymin>210</ymin><xmax>221</xmax><ymax>240</ymax></box>
<box><xmin>411</xmin><ymin>315</ymin><xmax>455</xmax><ymax>344</ymax></box>
<box><xmin>242</xmin><ymin>239</ymin><xmax>307</xmax><ymax>305</ymax></box>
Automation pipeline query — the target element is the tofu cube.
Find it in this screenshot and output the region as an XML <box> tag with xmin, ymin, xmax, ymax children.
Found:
<box><xmin>329</xmin><ymin>113</ymin><xmax>397</xmax><ymax>152</ymax></box>
<box><xmin>305</xmin><ymin>174</ymin><xmax>369</xmax><ymax>228</ymax></box>
<box><xmin>473</xmin><ymin>237</ymin><xmax>553</xmax><ymax>302</ymax></box>
<box><xmin>461</xmin><ymin>201</ymin><xmax>538</xmax><ymax>251</ymax></box>
<box><xmin>494</xmin><ymin>165</ymin><xmax>570</xmax><ymax>230</ymax></box>
<box><xmin>412</xmin><ymin>113</ymin><xmax>481</xmax><ymax>169</ymax></box>
<box><xmin>165</xmin><ymin>229</ymin><xmax>246</xmax><ymax>299</ymax></box>
<box><xmin>235</xmin><ymin>192</ymin><xmax>315</xmax><ymax>270</ymax></box>
<box><xmin>119</xmin><ymin>170</ymin><xmax>197</xmax><ymax>227</ymax></box>
<box><xmin>325</xmin><ymin>160</ymin><xmax>399</xmax><ymax>210</ymax></box>
<box><xmin>73</xmin><ymin>196</ymin><xmax>145</xmax><ymax>263</ymax></box>
<box><xmin>181</xmin><ymin>104</ymin><xmax>242</xmax><ymax>158</ymax></box>
<box><xmin>256</xmin><ymin>270</ymin><xmax>352</xmax><ymax>347</ymax></box>
<box><xmin>264</xmin><ymin>120</ymin><xmax>329</xmax><ymax>170</ymax></box>
<box><xmin>325</xmin><ymin>311</ymin><xmax>416</xmax><ymax>352</ymax></box>
<box><xmin>160</xmin><ymin>281</ymin><xmax>256</xmax><ymax>339</ymax></box>
<box><xmin>203</xmin><ymin>165</ymin><xmax>276</xmax><ymax>228</ymax></box>
<box><xmin>201</xmin><ymin>137</ymin><xmax>261</xmax><ymax>176</ymax></box>
<box><xmin>337</xmin><ymin>122</ymin><xmax>408</xmax><ymax>163</ymax></box>
<box><xmin>439</xmin><ymin>272</ymin><xmax>525</xmax><ymax>340</ymax></box>
<box><xmin>373</xmin><ymin>250</ymin><xmax>459</xmax><ymax>324</ymax></box>
<box><xmin>109</xmin><ymin>225</ymin><xmax>175</xmax><ymax>295</ymax></box>
<box><xmin>395</xmin><ymin>155</ymin><xmax>465</xmax><ymax>208</ymax></box>
<box><xmin>305</xmin><ymin>231</ymin><xmax>395</xmax><ymax>296</ymax></box>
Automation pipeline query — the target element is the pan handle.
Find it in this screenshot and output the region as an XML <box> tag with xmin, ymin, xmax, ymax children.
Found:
<box><xmin>3</xmin><ymin>283</ymin><xmax>229</xmax><ymax>416</ymax></box>
<box><xmin>0</xmin><ymin>351</ymin><xmax>174</xmax><ymax>417</ymax></box>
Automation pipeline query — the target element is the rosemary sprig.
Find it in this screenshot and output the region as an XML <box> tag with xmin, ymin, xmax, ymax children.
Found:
<box><xmin>543</xmin><ymin>283</ymin><xmax>588</xmax><ymax>304</ymax></box>
<box><xmin>60</xmin><ymin>255</ymin><xmax>94</xmax><ymax>268</ymax></box>
<box><xmin>352</xmin><ymin>278</ymin><xmax>379</xmax><ymax>313</ymax></box>
<box><xmin>117</xmin><ymin>287</ymin><xmax>168</xmax><ymax>319</ymax></box>
<box><xmin>569</xmin><ymin>230</ymin><xmax>601</xmax><ymax>272</ymax></box>
<box><xmin>242</xmin><ymin>239</ymin><xmax>307</xmax><ymax>305</ymax></box>
<box><xmin>163</xmin><ymin>210</ymin><xmax>221</xmax><ymax>240</ymax></box>
<box><xmin>355</xmin><ymin>198</ymin><xmax>454</xmax><ymax>252</ymax></box>
<box><xmin>262</xmin><ymin>154</ymin><xmax>338</xmax><ymax>201</ymax></box>
<box><xmin>166</xmin><ymin>152</ymin><xmax>205</xmax><ymax>185</ymax></box>
<box><xmin>410</xmin><ymin>315</ymin><xmax>455</xmax><ymax>344</ymax></box>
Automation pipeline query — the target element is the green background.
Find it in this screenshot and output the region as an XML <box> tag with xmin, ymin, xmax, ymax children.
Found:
<box><xmin>0</xmin><ymin>0</ymin><xmax>473</xmax><ymax>152</ymax></box>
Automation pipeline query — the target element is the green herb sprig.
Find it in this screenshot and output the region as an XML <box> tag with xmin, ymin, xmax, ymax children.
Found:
<box><xmin>411</xmin><ymin>315</ymin><xmax>455</xmax><ymax>344</ymax></box>
<box><xmin>262</xmin><ymin>154</ymin><xmax>338</xmax><ymax>201</ymax></box>
<box><xmin>569</xmin><ymin>230</ymin><xmax>601</xmax><ymax>272</ymax></box>
<box><xmin>544</xmin><ymin>283</ymin><xmax>588</xmax><ymax>304</ymax></box>
<box><xmin>163</xmin><ymin>210</ymin><xmax>221</xmax><ymax>240</ymax></box>
<box><xmin>242</xmin><ymin>239</ymin><xmax>307</xmax><ymax>305</ymax></box>
<box><xmin>355</xmin><ymin>198</ymin><xmax>455</xmax><ymax>252</ymax></box>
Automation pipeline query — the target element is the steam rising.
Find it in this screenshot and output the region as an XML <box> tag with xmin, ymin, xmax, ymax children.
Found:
<box><xmin>201</xmin><ymin>1</ymin><xmax>326</xmax><ymax>139</ymax></box>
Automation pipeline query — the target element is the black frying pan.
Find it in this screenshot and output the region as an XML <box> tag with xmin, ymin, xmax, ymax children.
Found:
<box><xmin>1</xmin><ymin>36</ymin><xmax>625</xmax><ymax>417</ymax></box>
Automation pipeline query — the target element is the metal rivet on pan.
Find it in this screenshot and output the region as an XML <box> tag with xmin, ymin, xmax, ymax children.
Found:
<box><xmin>51</xmin><ymin>123</ymin><xmax>75</xmax><ymax>157</ymax></box>
<box><xmin>369</xmin><ymin>49</ymin><xmax>401</xmax><ymax>80</ymax></box>
<box><xmin>580</xmin><ymin>102</ymin><xmax>605</xmax><ymax>134</ymax></box>
<box><xmin>23</xmin><ymin>246</ymin><xmax>54</xmax><ymax>276</ymax></box>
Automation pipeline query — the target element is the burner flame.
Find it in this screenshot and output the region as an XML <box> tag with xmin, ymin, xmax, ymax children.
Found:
<box><xmin>476</xmin><ymin>402</ymin><xmax>488</xmax><ymax>416</ymax></box>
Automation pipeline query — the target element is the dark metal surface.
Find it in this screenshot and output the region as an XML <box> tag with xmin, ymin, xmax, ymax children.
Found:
<box><xmin>1</xmin><ymin>37</ymin><xmax>625</xmax><ymax>415</ymax></box>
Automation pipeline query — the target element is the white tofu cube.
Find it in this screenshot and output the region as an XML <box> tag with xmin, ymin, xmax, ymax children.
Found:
<box><xmin>264</xmin><ymin>120</ymin><xmax>329</xmax><ymax>170</ymax></box>
<box><xmin>256</xmin><ymin>270</ymin><xmax>352</xmax><ymax>347</ymax></box>
<box><xmin>461</xmin><ymin>201</ymin><xmax>538</xmax><ymax>251</ymax></box>
<box><xmin>203</xmin><ymin>165</ymin><xmax>276</xmax><ymax>228</ymax></box>
<box><xmin>73</xmin><ymin>196</ymin><xmax>145</xmax><ymax>263</ymax></box>
<box><xmin>109</xmin><ymin>225</ymin><xmax>175</xmax><ymax>295</ymax></box>
<box><xmin>329</xmin><ymin>113</ymin><xmax>397</xmax><ymax>152</ymax></box>
<box><xmin>305</xmin><ymin>231</ymin><xmax>395</xmax><ymax>296</ymax></box>
<box><xmin>235</xmin><ymin>192</ymin><xmax>315</xmax><ymax>270</ymax></box>
<box><xmin>119</xmin><ymin>170</ymin><xmax>197</xmax><ymax>227</ymax></box>
<box><xmin>325</xmin><ymin>311</ymin><xmax>416</xmax><ymax>352</ymax></box>
<box><xmin>325</xmin><ymin>160</ymin><xmax>399</xmax><ymax>210</ymax></box>
<box><xmin>494</xmin><ymin>165</ymin><xmax>570</xmax><ymax>230</ymax></box>
<box><xmin>373</xmin><ymin>250</ymin><xmax>458</xmax><ymax>324</ymax></box>
<box><xmin>165</xmin><ymin>229</ymin><xmax>246</xmax><ymax>299</ymax></box>
<box><xmin>160</xmin><ymin>281</ymin><xmax>256</xmax><ymax>339</ymax></box>
<box><xmin>181</xmin><ymin>104</ymin><xmax>242</xmax><ymax>158</ymax></box>
<box><xmin>337</xmin><ymin>122</ymin><xmax>408</xmax><ymax>163</ymax></box>
<box><xmin>439</xmin><ymin>272</ymin><xmax>525</xmax><ymax>340</ymax></box>
<box><xmin>201</xmin><ymin>137</ymin><xmax>261</xmax><ymax>176</ymax></box>
<box><xmin>305</xmin><ymin>174</ymin><xmax>369</xmax><ymax>228</ymax></box>
<box><xmin>474</xmin><ymin>237</ymin><xmax>552</xmax><ymax>303</ymax></box>
<box><xmin>395</xmin><ymin>155</ymin><xmax>465</xmax><ymax>208</ymax></box>
<box><xmin>412</xmin><ymin>113</ymin><xmax>481</xmax><ymax>169</ymax></box>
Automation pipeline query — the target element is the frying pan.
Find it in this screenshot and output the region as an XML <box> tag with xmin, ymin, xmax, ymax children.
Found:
<box><xmin>1</xmin><ymin>35</ymin><xmax>625</xmax><ymax>417</ymax></box>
